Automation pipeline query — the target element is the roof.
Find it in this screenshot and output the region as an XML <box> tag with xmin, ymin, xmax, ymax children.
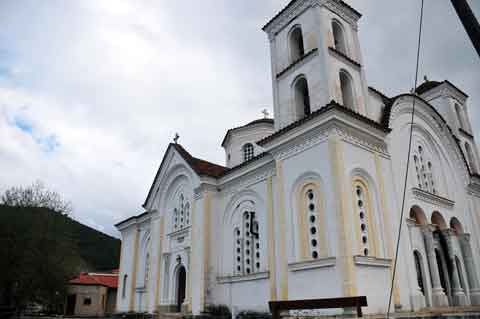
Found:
<box><xmin>415</xmin><ymin>79</ymin><xmax>468</xmax><ymax>97</ymax></box>
<box><xmin>141</xmin><ymin>143</ymin><xmax>227</xmax><ymax>209</ymax></box>
<box><xmin>257</xmin><ymin>100</ymin><xmax>391</xmax><ymax>146</ymax></box>
<box><xmin>415</xmin><ymin>80</ymin><xmax>442</xmax><ymax>95</ymax></box>
<box><xmin>263</xmin><ymin>0</ymin><xmax>362</xmax><ymax>32</ymax></box>
<box><xmin>221</xmin><ymin>118</ymin><xmax>274</xmax><ymax>147</ymax></box>
<box><xmin>172</xmin><ymin>143</ymin><xmax>227</xmax><ymax>178</ymax></box>
<box><xmin>69</xmin><ymin>272</ymin><xmax>118</xmax><ymax>289</ymax></box>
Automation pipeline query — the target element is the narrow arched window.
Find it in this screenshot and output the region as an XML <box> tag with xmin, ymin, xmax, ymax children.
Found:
<box><xmin>122</xmin><ymin>274</ymin><xmax>128</xmax><ymax>298</ymax></box>
<box><xmin>243</xmin><ymin>143</ymin><xmax>254</xmax><ymax>162</ymax></box>
<box><xmin>340</xmin><ymin>70</ymin><xmax>355</xmax><ymax>110</ymax></box>
<box><xmin>332</xmin><ymin>20</ymin><xmax>347</xmax><ymax>55</ymax></box>
<box><xmin>455</xmin><ymin>103</ymin><xmax>465</xmax><ymax>129</ymax></box>
<box><xmin>354</xmin><ymin>183</ymin><xmax>370</xmax><ymax>256</ymax></box>
<box><xmin>465</xmin><ymin>142</ymin><xmax>478</xmax><ymax>174</ymax></box>
<box><xmin>144</xmin><ymin>253</ymin><xmax>150</xmax><ymax>289</ymax></box>
<box><xmin>234</xmin><ymin>211</ymin><xmax>260</xmax><ymax>275</ymax></box>
<box><xmin>289</xmin><ymin>26</ymin><xmax>305</xmax><ymax>62</ymax></box>
<box><xmin>413</xmin><ymin>251</ymin><xmax>425</xmax><ymax>295</ymax></box>
<box><xmin>305</xmin><ymin>189</ymin><xmax>320</xmax><ymax>259</ymax></box>
<box><xmin>294</xmin><ymin>77</ymin><xmax>311</xmax><ymax>117</ymax></box>
<box><xmin>353</xmin><ymin>178</ymin><xmax>377</xmax><ymax>257</ymax></box>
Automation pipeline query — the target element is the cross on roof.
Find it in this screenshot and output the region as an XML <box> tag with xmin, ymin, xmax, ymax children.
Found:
<box><xmin>173</xmin><ymin>133</ymin><xmax>180</xmax><ymax>144</ymax></box>
<box><xmin>262</xmin><ymin>109</ymin><xmax>270</xmax><ymax>119</ymax></box>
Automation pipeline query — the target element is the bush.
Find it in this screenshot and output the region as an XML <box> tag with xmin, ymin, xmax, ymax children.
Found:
<box><xmin>205</xmin><ymin>304</ymin><xmax>232</xmax><ymax>318</ymax></box>
<box><xmin>236</xmin><ymin>310</ymin><xmax>271</xmax><ymax>319</ymax></box>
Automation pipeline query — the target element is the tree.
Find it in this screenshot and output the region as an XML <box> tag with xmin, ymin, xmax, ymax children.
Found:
<box><xmin>1</xmin><ymin>180</ymin><xmax>72</xmax><ymax>215</ymax></box>
<box><xmin>0</xmin><ymin>182</ymin><xmax>79</xmax><ymax>314</ymax></box>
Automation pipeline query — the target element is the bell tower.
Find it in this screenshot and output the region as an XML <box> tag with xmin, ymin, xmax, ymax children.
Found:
<box><xmin>263</xmin><ymin>0</ymin><xmax>368</xmax><ymax>130</ymax></box>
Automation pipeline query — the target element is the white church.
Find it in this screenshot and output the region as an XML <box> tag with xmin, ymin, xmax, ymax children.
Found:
<box><xmin>115</xmin><ymin>0</ymin><xmax>480</xmax><ymax>315</ymax></box>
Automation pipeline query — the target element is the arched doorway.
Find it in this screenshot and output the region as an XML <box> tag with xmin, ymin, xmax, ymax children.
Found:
<box><xmin>176</xmin><ymin>266</ymin><xmax>186</xmax><ymax>312</ymax></box>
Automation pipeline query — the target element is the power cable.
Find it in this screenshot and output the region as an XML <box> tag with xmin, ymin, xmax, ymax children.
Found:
<box><xmin>386</xmin><ymin>0</ymin><xmax>425</xmax><ymax>317</ymax></box>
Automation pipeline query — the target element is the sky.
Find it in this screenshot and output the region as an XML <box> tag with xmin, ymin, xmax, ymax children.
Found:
<box><xmin>0</xmin><ymin>0</ymin><xmax>479</xmax><ymax>237</ymax></box>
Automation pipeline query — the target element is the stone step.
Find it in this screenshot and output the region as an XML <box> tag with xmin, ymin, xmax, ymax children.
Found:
<box><xmin>157</xmin><ymin>312</ymin><xmax>184</xmax><ymax>319</ymax></box>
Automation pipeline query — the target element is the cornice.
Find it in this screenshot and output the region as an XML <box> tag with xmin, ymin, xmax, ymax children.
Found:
<box><xmin>218</xmin><ymin>161</ymin><xmax>276</xmax><ymax>196</ymax></box>
<box><xmin>411</xmin><ymin>187</ymin><xmax>455</xmax><ymax>209</ymax></box>
<box><xmin>276</xmin><ymin>48</ymin><xmax>318</xmax><ymax>79</ymax></box>
<box><xmin>217</xmin><ymin>271</ymin><xmax>269</xmax><ymax>284</ymax></box>
<box><xmin>288</xmin><ymin>256</ymin><xmax>336</xmax><ymax>271</ymax></box>
<box><xmin>459</xmin><ymin>128</ymin><xmax>474</xmax><ymax>140</ymax></box>
<box><xmin>266</xmin><ymin>114</ymin><xmax>389</xmax><ymax>162</ymax></box>
<box><xmin>264</xmin><ymin>0</ymin><xmax>313</xmax><ymax>37</ymax></box>
<box><xmin>194</xmin><ymin>184</ymin><xmax>217</xmax><ymax>200</ymax></box>
<box><xmin>354</xmin><ymin>256</ymin><xmax>391</xmax><ymax>268</ymax></box>
<box><xmin>263</xmin><ymin>0</ymin><xmax>360</xmax><ymax>38</ymax></box>
<box><xmin>328</xmin><ymin>46</ymin><xmax>361</xmax><ymax>69</ymax></box>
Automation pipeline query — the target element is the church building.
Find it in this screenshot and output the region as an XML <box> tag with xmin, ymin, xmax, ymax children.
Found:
<box><xmin>115</xmin><ymin>0</ymin><xmax>480</xmax><ymax>315</ymax></box>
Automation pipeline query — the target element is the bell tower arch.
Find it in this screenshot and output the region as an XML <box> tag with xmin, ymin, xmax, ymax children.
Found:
<box><xmin>263</xmin><ymin>0</ymin><xmax>367</xmax><ymax>130</ymax></box>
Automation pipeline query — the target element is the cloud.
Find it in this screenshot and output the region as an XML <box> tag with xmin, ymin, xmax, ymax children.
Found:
<box><xmin>0</xmin><ymin>0</ymin><xmax>478</xmax><ymax>237</ymax></box>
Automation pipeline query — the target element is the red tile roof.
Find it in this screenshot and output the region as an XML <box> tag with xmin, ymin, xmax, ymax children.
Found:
<box><xmin>69</xmin><ymin>272</ymin><xmax>118</xmax><ymax>289</ymax></box>
<box><xmin>172</xmin><ymin>143</ymin><xmax>227</xmax><ymax>178</ymax></box>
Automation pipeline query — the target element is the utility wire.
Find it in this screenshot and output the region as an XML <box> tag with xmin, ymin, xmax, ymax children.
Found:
<box><xmin>386</xmin><ymin>0</ymin><xmax>425</xmax><ymax>317</ymax></box>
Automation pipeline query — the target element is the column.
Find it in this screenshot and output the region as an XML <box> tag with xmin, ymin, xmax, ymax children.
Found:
<box><xmin>459</xmin><ymin>233</ymin><xmax>480</xmax><ymax>305</ymax></box>
<box><xmin>421</xmin><ymin>226</ymin><xmax>449</xmax><ymax>307</ymax></box>
<box><xmin>442</xmin><ymin>229</ymin><xmax>467</xmax><ymax>306</ymax></box>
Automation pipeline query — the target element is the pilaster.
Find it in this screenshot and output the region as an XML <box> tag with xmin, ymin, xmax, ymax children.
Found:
<box><xmin>328</xmin><ymin>135</ymin><xmax>356</xmax><ymax>297</ymax></box>
<box><xmin>154</xmin><ymin>216</ymin><xmax>165</xmax><ymax>311</ymax></box>
<box><xmin>266</xmin><ymin>176</ymin><xmax>278</xmax><ymax>301</ymax></box>
<box><xmin>459</xmin><ymin>233</ymin><xmax>480</xmax><ymax>305</ymax></box>
<box><xmin>129</xmin><ymin>227</ymin><xmax>141</xmax><ymax>311</ymax></box>
<box><xmin>275</xmin><ymin>160</ymin><xmax>289</xmax><ymax>300</ymax></box>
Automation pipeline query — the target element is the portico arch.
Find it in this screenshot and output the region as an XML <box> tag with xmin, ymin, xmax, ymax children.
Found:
<box><xmin>431</xmin><ymin>212</ymin><xmax>447</xmax><ymax>230</ymax></box>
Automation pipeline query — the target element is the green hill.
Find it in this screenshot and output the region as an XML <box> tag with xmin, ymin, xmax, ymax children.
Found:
<box><xmin>0</xmin><ymin>205</ymin><xmax>120</xmax><ymax>272</ymax></box>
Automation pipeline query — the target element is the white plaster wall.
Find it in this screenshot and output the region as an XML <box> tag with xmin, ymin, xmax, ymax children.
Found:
<box><xmin>367</xmin><ymin>91</ymin><xmax>386</xmax><ymax>123</ymax></box>
<box><xmin>116</xmin><ymin>227</ymin><xmax>136</xmax><ymax>312</ymax></box>
<box><xmin>356</xmin><ymin>265</ymin><xmax>390</xmax><ymax>313</ymax></box>
<box><xmin>209</xmin><ymin>176</ymin><xmax>272</xmax><ymax>313</ymax></box>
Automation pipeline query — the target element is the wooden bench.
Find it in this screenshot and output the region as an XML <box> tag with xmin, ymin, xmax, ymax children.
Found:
<box><xmin>269</xmin><ymin>296</ymin><xmax>368</xmax><ymax>319</ymax></box>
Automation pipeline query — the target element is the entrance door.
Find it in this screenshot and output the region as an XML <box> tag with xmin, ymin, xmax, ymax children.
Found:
<box><xmin>176</xmin><ymin>266</ymin><xmax>186</xmax><ymax>312</ymax></box>
<box><xmin>65</xmin><ymin>294</ymin><xmax>76</xmax><ymax>315</ymax></box>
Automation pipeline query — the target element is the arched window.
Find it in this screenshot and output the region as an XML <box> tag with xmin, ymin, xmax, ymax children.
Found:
<box><xmin>173</xmin><ymin>194</ymin><xmax>191</xmax><ymax>231</ymax></box>
<box><xmin>465</xmin><ymin>142</ymin><xmax>477</xmax><ymax>174</ymax></box>
<box><xmin>234</xmin><ymin>211</ymin><xmax>261</xmax><ymax>275</ymax></box>
<box><xmin>340</xmin><ymin>70</ymin><xmax>355</xmax><ymax>110</ymax></box>
<box><xmin>144</xmin><ymin>253</ymin><xmax>150</xmax><ymax>289</ymax></box>
<box><xmin>413</xmin><ymin>145</ymin><xmax>436</xmax><ymax>194</ymax></box>
<box><xmin>456</xmin><ymin>256</ymin><xmax>466</xmax><ymax>291</ymax></box>
<box><xmin>242</xmin><ymin>143</ymin><xmax>254</xmax><ymax>162</ymax></box>
<box><xmin>289</xmin><ymin>26</ymin><xmax>305</xmax><ymax>62</ymax></box>
<box><xmin>455</xmin><ymin>103</ymin><xmax>465</xmax><ymax>129</ymax></box>
<box><xmin>122</xmin><ymin>274</ymin><xmax>128</xmax><ymax>298</ymax></box>
<box><xmin>414</xmin><ymin>251</ymin><xmax>425</xmax><ymax>295</ymax></box>
<box><xmin>450</xmin><ymin>217</ymin><xmax>464</xmax><ymax>235</ymax></box>
<box><xmin>305</xmin><ymin>188</ymin><xmax>320</xmax><ymax>259</ymax></box>
<box><xmin>294</xmin><ymin>77</ymin><xmax>311</xmax><ymax>117</ymax></box>
<box><xmin>353</xmin><ymin>178</ymin><xmax>377</xmax><ymax>257</ymax></box>
<box><xmin>332</xmin><ymin>20</ymin><xmax>347</xmax><ymax>55</ymax></box>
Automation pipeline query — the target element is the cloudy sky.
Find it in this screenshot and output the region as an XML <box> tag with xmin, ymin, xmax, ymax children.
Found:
<box><xmin>0</xmin><ymin>0</ymin><xmax>479</xmax><ymax>237</ymax></box>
